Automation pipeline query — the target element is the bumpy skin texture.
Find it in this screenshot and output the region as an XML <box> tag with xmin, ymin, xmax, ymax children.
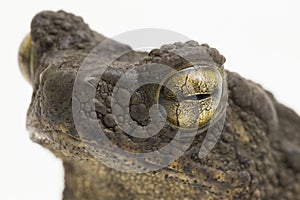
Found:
<box><xmin>23</xmin><ymin>10</ymin><xmax>300</xmax><ymax>200</ymax></box>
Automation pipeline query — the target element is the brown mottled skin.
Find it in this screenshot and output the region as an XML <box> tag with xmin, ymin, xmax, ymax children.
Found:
<box><xmin>21</xmin><ymin>10</ymin><xmax>300</xmax><ymax>199</ymax></box>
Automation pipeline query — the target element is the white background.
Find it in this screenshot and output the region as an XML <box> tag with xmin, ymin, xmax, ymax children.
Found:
<box><xmin>1</xmin><ymin>1</ymin><xmax>300</xmax><ymax>199</ymax></box>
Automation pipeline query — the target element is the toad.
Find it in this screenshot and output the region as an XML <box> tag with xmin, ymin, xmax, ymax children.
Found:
<box><xmin>19</xmin><ymin>10</ymin><xmax>300</xmax><ymax>199</ymax></box>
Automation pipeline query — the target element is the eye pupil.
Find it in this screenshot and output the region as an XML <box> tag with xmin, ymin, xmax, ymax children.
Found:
<box><xmin>180</xmin><ymin>93</ymin><xmax>211</xmax><ymax>101</ymax></box>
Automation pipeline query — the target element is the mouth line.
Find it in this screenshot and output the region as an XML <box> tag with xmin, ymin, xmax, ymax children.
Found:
<box><xmin>29</xmin><ymin>110</ymin><xmax>227</xmax><ymax>164</ymax></box>
<box><xmin>28</xmin><ymin>106</ymin><xmax>237</xmax><ymax>190</ymax></box>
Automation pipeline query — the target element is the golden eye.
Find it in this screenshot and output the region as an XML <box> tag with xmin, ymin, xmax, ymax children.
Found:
<box><xmin>157</xmin><ymin>65</ymin><xmax>224</xmax><ymax>129</ymax></box>
<box><xmin>18</xmin><ymin>34</ymin><xmax>34</xmax><ymax>84</ymax></box>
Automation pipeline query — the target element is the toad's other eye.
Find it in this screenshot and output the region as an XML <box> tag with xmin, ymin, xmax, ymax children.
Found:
<box><xmin>157</xmin><ymin>65</ymin><xmax>224</xmax><ymax>129</ymax></box>
<box><xmin>18</xmin><ymin>34</ymin><xmax>33</xmax><ymax>84</ymax></box>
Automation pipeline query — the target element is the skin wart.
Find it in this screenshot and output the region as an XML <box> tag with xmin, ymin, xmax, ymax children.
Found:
<box><xmin>19</xmin><ymin>10</ymin><xmax>300</xmax><ymax>200</ymax></box>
